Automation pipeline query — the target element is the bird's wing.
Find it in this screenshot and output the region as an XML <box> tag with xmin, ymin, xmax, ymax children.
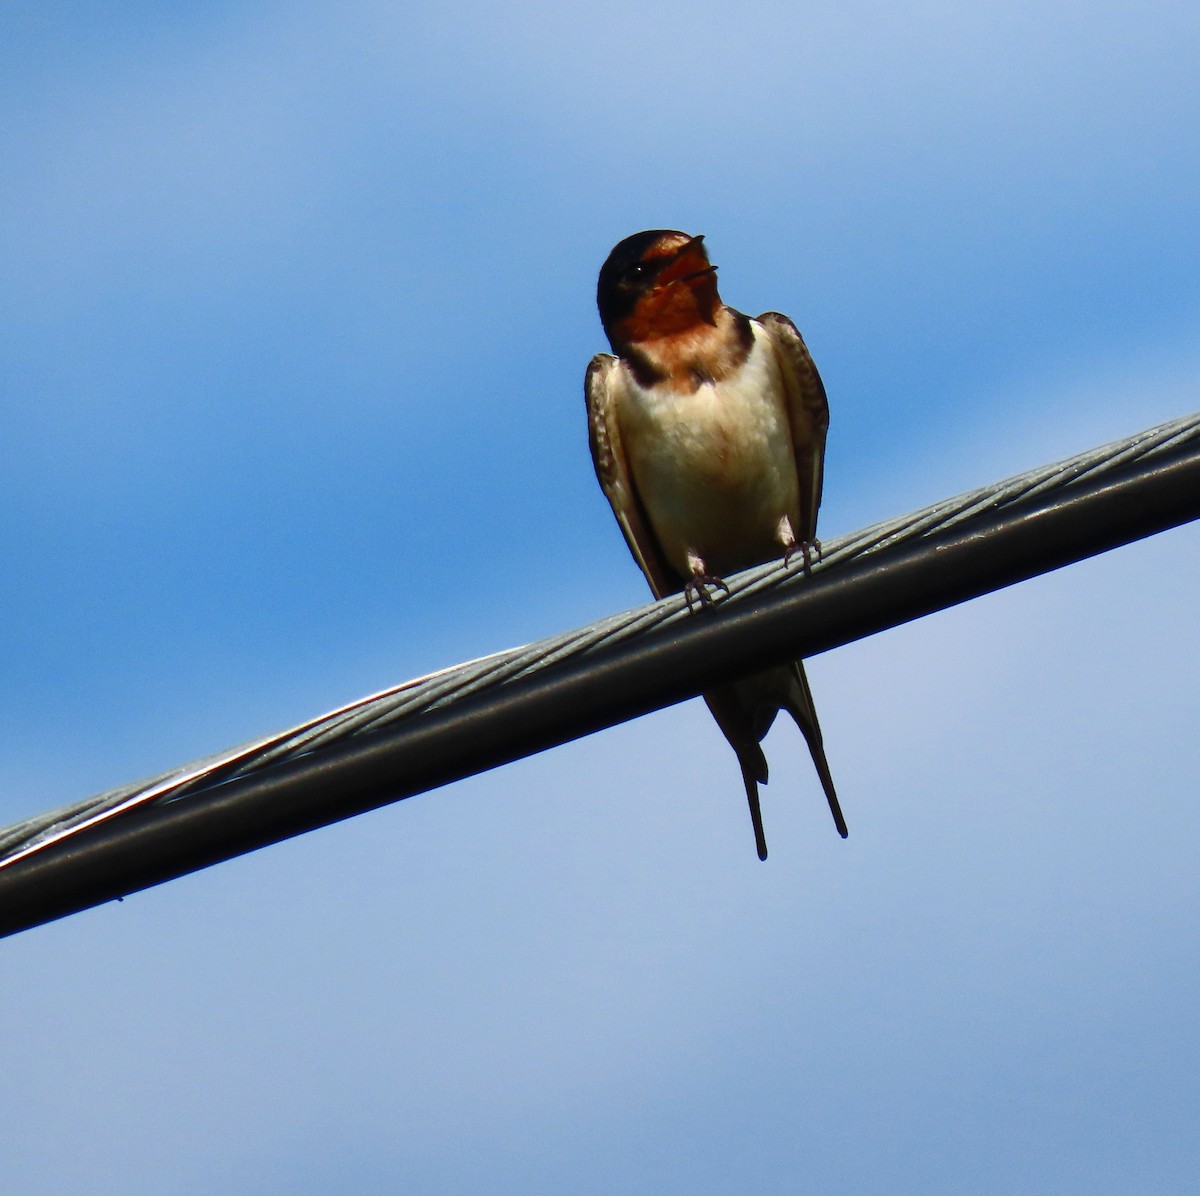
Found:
<box><xmin>756</xmin><ymin>311</ymin><xmax>829</xmax><ymax>542</ymax></box>
<box><xmin>585</xmin><ymin>354</ymin><xmax>677</xmax><ymax>600</ymax></box>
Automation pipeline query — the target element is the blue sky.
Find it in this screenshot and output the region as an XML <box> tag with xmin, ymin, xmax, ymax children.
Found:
<box><xmin>2</xmin><ymin>2</ymin><xmax>1198</xmax><ymax>1192</ymax></box>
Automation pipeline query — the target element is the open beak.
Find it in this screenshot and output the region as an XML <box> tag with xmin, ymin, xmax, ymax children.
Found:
<box><xmin>671</xmin><ymin>234</ymin><xmax>718</xmax><ymax>284</ymax></box>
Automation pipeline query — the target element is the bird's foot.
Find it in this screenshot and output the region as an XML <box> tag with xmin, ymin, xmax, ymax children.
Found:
<box><xmin>684</xmin><ymin>573</ymin><xmax>730</xmax><ymax>612</ymax></box>
<box><xmin>783</xmin><ymin>538</ymin><xmax>822</xmax><ymax>575</ymax></box>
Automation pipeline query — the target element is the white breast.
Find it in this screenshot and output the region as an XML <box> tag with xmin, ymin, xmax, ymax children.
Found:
<box><xmin>619</xmin><ymin>321</ymin><xmax>800</xmax><ymax>577</ymax></box>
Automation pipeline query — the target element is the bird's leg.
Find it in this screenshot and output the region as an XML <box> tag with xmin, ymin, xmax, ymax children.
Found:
<box><xmin>778</xmin><ymin>515</ymin><xmax>822</xmax><ymax>575</ymax></box>
<box><xmin>683</xmin><ymin>550</ymin><xmax>729</xmax><ymax>612</ymax></box>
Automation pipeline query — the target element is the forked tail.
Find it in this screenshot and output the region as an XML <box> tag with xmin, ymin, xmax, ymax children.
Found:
<box><xmin>782</xmin><ymin>662</ymin><xmax>848</xmax><ymax>838</ymax></box>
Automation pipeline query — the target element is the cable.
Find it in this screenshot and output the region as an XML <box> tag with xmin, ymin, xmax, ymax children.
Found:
<box><xmin>1</xmin><ymin>411</ymin><xmax>1198</xmax><ymax>936</ymax></box>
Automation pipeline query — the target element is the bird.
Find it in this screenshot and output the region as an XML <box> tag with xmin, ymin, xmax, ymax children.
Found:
<box><xmin>585</xmin><ymin>229</ymin><xmax>847</xmax><ymax>859</ymax></box>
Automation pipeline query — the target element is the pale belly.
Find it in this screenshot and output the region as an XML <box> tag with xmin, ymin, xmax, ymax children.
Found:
<box><xmin>621</xmin><ymin>339</ymin><xmax>800</xmax><ymax>579</ymax></box>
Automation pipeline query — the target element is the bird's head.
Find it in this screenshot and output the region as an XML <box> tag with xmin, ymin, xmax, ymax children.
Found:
<box><xmin>596</xmin><ymin>230</ymin><xmax>721</xmax><ymax>354</ymax></box>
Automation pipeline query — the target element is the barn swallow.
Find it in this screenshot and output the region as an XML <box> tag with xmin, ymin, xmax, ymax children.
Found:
<box><xmin>585</xmin><ymin>229</ymin><xmax>847</xmax><ymax>859</ymax></box>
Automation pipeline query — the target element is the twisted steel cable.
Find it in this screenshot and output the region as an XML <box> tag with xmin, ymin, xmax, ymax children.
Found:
<box><xmin>1</xmin><ymin>410</ymin><xmax>1198</xmax><ymax>933</ymax></box>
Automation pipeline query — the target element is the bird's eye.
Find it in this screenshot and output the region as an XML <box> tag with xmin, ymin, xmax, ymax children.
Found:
<box><xmin>627</xmin><ymin>262</ymin><xmax>650</xmax><ymax>281</ymax></box>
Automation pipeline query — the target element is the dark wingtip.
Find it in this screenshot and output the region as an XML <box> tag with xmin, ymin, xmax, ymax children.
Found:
<box><xmin>756</xmin><ymin>842</ymin><xmax>768</xmax><ymax>862</ymax></box>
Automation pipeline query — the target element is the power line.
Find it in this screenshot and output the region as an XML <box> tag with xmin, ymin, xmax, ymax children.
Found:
<box><xmin>1</xmin><ymin>412</ymin><xmax>1199</xmax><ymax>937</ymax></box>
